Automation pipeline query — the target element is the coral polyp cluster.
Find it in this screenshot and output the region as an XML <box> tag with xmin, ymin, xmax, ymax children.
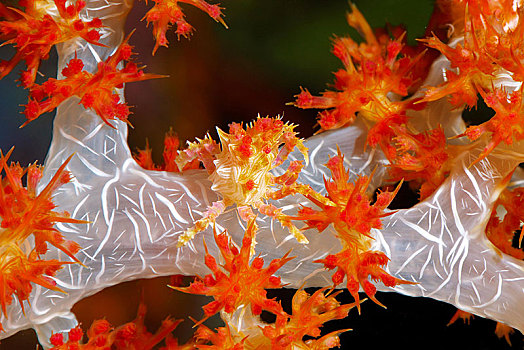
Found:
<box><xmin>0</xmin><ymin>0</ymin><xmax>524</xmax><ymax>348</ymax></box>
<box><xmin>0</xmin><ymin>0</ymin><xmax>103</xmax><ymax>87</ymax></box>
<box><xmin>420</xmin><ymin>0</ymin><xmax>523</xmax><ymax>108</ymax></box>
<box><xmin>293</xmin><ymin>150</ymin><xmax>413</xmax><ymax>308</ymax></box>
<box><xmin>24</xmin><ymin>36</ymin><xmax>164</xmax><ymax>126</ymax></box>
<box><xmin>291</xmin><ymin>4</ymin><xmax>457</xmax><ymax>200</ymax></box>
<box><xmin>135</xmin><ymin>130</ymin><xmax>201</xmax><ymax>172</ymax></box>
<box><xmin>49</xmin><ymin>303</ymin><xmax>181</xmax><ymax>349</ymax></box>
<box><xmin>293</xmin><ymin>4</ymin><xmax>423</xmax><ymax>132</ymax></box>
<box><xmin>420</xmin><ymin>0</ymin><xmax>524</xmax><ymax>163</ymax></box>
<box><xmin>174</xmin><ymin>220</ymin><xmax>292</xmax><ymax>324</ymax></box>
<box><xmin>142</xmin><ymin>0</ymin><xmax>227</xmax><ymax>54</ymax></box>
<box><xmin>0</xmin><ymin>150</ymin><xmax>82</xmax><ymax>331</ymax></box>
<box><xmin>172</xmin><ymin>220</ymin><xmax>363</xmax><ymax>349</ymax></box>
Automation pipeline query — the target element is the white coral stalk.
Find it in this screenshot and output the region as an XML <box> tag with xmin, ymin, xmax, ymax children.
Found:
<box><xmin>0</xmin><ymin>0</ymin><xmax>523</xmax><ymax>348</ymax></box>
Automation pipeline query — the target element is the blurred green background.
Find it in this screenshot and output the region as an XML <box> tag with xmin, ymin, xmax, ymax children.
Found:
<box><xmin>0</xmin><ymin>0</ymin><xmax>521</xmax><ymax>348</ymax></box>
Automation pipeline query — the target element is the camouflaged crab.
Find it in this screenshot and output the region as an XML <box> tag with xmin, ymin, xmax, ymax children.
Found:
<box><xmin>0</xmin><ymin>0</ymin><xmax>524</xmax><ymax>349</ymax></box>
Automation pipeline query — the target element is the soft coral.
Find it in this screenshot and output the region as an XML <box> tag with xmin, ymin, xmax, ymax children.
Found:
<box><xmin>142</xmin><ymin>0</ymin><xmax>227</xmax><ymax>54</ymax></box>
<box><xmin>293</xmin><ymin>4</ymin><xmax>423</xmax><ymax>133</ymax></box>
<box><xmin>173</xmin><ymin>219</ymin><xmax>293</xmax><ymax>324</ymax></box>
<box><xmin>23</xmin><ymin>35</ymin><xmax>164</xmax><ymax>127</ymax></box>
<box><xmin>0</xmin><ymin>0</ymin><xmax>103</xmax><ymax>87</ymax></box>
<box><xmin>0</xmin><ymin>149</ymin><xmax>84</xmax><ymax>330</ymax></box>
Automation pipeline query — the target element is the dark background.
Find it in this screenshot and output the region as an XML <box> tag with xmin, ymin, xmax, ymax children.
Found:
<box><xmin>0</xmin><ymin>0</ymin><xmax>522</xmax><ymax>348</ymax></box>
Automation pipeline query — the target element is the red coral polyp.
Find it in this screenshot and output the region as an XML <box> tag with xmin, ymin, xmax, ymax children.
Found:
<box><xmin>295</xmin><ymin>149</ymin><xmax>400</xmax><ymax>247</ymax></box>
<box><xmin>23</xmin><ymin>36</ymin><xmax>165</xmax><ymax>127</ymax></box>
<box><xmin>142</xmin><ymin>0</ymin><xmax>227</xmax><ymax>54</ymax></box>
<box><xmin>420</xmin><ymin>0</ymin><xmax>524</xmax><ymax>108</ymax></box>
<box><xmin>293</xmin><ymin>4</ymin><xmax>423</xmax><ymax>133</ymax></box>
<box><xmin>291</xmin><ymin>149</ymin><xmax>413</xmax><ymax>310</ymax></box>
<box><xmin>0</xmin><ymin>0</ymin><xmax>104</xmax><ymax>87</ymax></box>
<box><xmin>460</xmin><ymin>87</ymin><xmax>524</xmax><ymax>162</ymax></box>
<box><xmin>485</xmin><ymin>184</ymin><xmax>524</xmax><ymax>260</ymax></box>
<box><xmin>386</xmin><ymin>126</ymin><xmax>452</xmax><ymax>199</ymax></box>
<box><xmin>0</xmin><ymin>148</ymin><xmax>84</xmax><ymax>330</ymax></box>
<box><xmin>315</xmin><ymin>248</ymin><xmax>414</xmax><ymax>312</ymax></box>
<box><xmin>49</xmin><ymin>303</ymin><xmax>181</xmax><ymax>349</ymax></box>
<box><xmin>261</xmin><ymin>288</ymin><xmax>358</xmax><ymax>350</ymax></box>
<box><xmin>173</xmin><ymin>220</ymin><xmax>292</xmax><ymax>324</ymax></box>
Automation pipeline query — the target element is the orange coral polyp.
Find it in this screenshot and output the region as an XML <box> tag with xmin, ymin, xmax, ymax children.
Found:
<box><xmin>420</xmin><ymin>0</ymin><xmax>524</xmax><ymax>108</ymax></box>
<box><xmin>293</xmin><ymin>4</ymin><xmax>422</xmax><ymax>133</ymax></box>
<box><xmin>173</xmin><ymin>220</ymin><xmax>292</xmax><ymax>324</ymax></box>
<box><xmin>460</xmin><ymin>87</ymin><xmax>524</xmax><ymax>162</ymax></box>
<box><xmin>261</xmin><ymin>288</ymin><xmax>358</xmax><ymax>350</ymax></box>
<box><xmin>485</xmin><ymin>185</ymin><xmax>524</xmax><ymax>259</ymax></box>
<box><xmin>142</xmin><ymin>0</ymin><xmax>227</xmax><ymax>54</ymax></box>
<box><xmin>49</xmin><ymin>303</ymin><xmax>182</xmax><ymax>349</ymax></box>
<box><xmin>419</xmin><ymin>35</ymin><xmax>494</xmax><ymax>107</ymax></box>
<box><xmin>292</xmin><ymin>150</ymin><xmax>412</xmax><ymax>310</ymax></box>
<box><xmin>385</xmin><ymin>126</ymin><xmax>452</xmax><ymax>199</ymax></box>
<box><xmin>296</xmin><ymin>150</ymin><xmax>399</xmax><ymax>247</ymax></box>
<box><xmin>135</xmin><ymin>130</ymin><xmax>201</xmax><ymax>172</ymax></box>
<box><xmin>315</xmin><ymin>248</ymin><xmax>414</xmax><ymax>311</ymax></box>
<box><xmin>23</xmin><ymin>36</ymin><xmax>165</xmax><ymax>127</ymax></box>
<box><xmin>0</xmin><ymin>149</ymin><xmax>85</xmax><ymax>329</ymax></box>
<box><xmin>0</xmin><ymin>0</ymin><xmax>104</xmax><ymax>87</ymax></box>
<box><xmin>194</xmin><ymin>324</ymin><xmax>246</xmax><ymax>350</ymax></box>
<box><xmin>0</xmin><ymin>247</ymin><xmax>68</xmax><ymax>314</ymax></box>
